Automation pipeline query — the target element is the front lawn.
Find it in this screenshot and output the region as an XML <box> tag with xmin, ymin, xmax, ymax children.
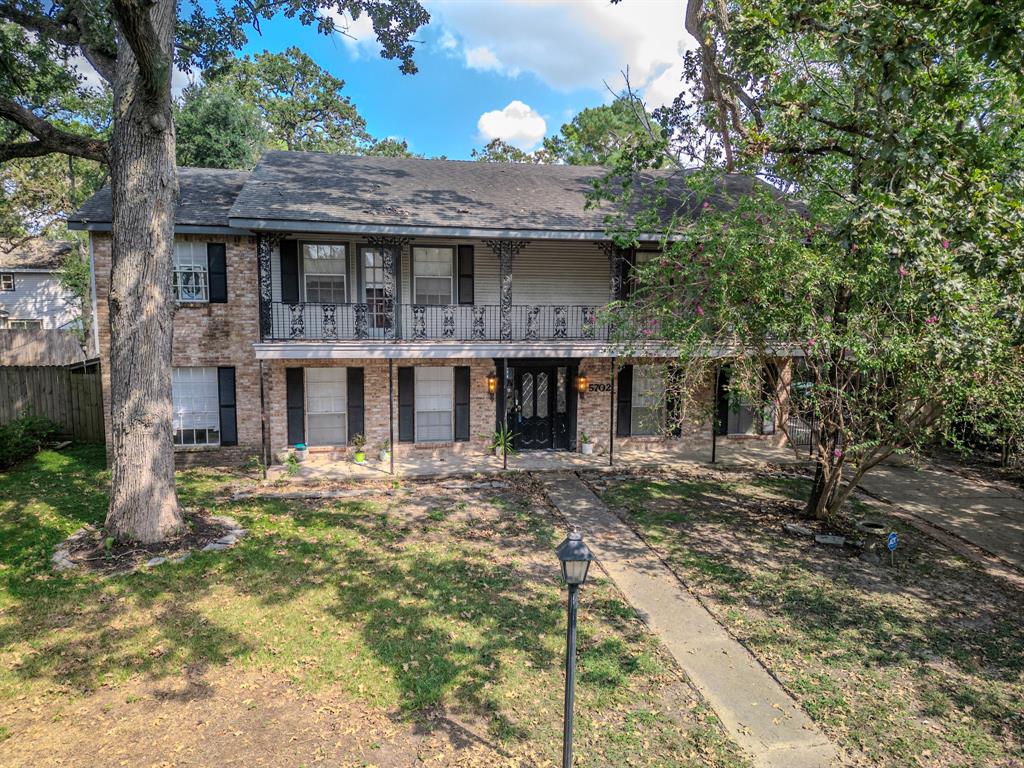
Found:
<box><xmin>0</xmin><ymin>446</ymin><xmax>746</xmax><ymax>767</ymax></box>
<box><xmin>591</xmin><ymin>468</ymin><xmax>1024</xmax><ymax>768</ymax></box>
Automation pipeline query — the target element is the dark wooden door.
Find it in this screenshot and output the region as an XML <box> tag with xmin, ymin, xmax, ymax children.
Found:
<box><xmin>512</xmin><ymin>367</ymin><xmax>554</xmax><ymax>450</ymax></box>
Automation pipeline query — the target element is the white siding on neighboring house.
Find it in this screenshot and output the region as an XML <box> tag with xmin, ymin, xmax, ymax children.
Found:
<box><xmin>0</xmin><ymin>271</ymin><xmax>78</xmax><ymax>329</ymax></box>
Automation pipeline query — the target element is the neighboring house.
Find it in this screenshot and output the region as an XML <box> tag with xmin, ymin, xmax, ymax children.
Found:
<box><xmin>69</xmin><ymin>152</ymin><xmax>791</xmax><ymax>465</ymax></box>
<box><xmin>0</xmin><ymin>240</ymin><xmax>81</xmax><ymax>331</ymax></box>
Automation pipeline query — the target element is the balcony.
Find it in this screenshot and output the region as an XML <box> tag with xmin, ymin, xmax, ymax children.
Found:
<box><xmin>267</xmin><ymin>302</ymin><xmax>608</xmax><ymax>342</ymax></box>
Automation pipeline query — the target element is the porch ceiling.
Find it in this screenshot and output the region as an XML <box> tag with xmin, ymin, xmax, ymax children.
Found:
<box><xmin>251</xmin><ymin>341</ymin><xmax>675</xmax><ymax>360</ymax></box>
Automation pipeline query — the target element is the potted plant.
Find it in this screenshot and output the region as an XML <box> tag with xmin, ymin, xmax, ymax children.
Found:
<box><xmin>378</xmin><ymin>439</ymin><xmax>391</xmax><ymax>463</ymax></box>
<box><xmin>351</xmin><ymin>434</ymin><xmax>367</xmax><ymax>464</ymax></box>
<box><xmin>580</xmin><ymin>432</ymin><xmax>594</xmax><ymax>455</ymax></box>
<box><xmin>293</xmin><ymin>443</ymin><xmax>308</xmax><ymax>462</ymax></box>
<box><xmin>489</xmin><ymin>426</ymin><xmax>515</xmax><ymax>457</ymax></box>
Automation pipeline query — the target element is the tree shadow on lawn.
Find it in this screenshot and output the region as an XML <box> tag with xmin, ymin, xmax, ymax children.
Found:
<box><xmin>598</xmin><ymin>471</ymin><xmax>1024</xmax><ymax>759</ymax></box>
<box><xmin>4</xmin><ymin>465</ymin><xmax>657</xmax><ymax>753</ymax></box>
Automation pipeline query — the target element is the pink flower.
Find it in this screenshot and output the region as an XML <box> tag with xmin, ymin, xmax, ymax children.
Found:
<box><xmin>898</xmin><ymin>265</ymin><xmax>909</xmax><ymax>277</ymax></box>
<box><xmin>702</xmin><ymin>201</ymin><xmax>710</xmax><ymax>209</ymax></box>
<box><xmin>925</xmin><ymin>315</ymin><xmax>939</xmax><ymax>325</ymax></box>
<box><xmin>807</xmin><ymin>338</ymin><xmax>817</xmax><ymax>347</ymax></box>
<box><xmin>696</xmin><ymin>304</ymin><xmax>705</xmax><ymax>317</ymax></box>
<box><xmin>942</xmin><ymin>239</ymin><xmax>950</xmax><ymax>249</ymax></box>
<box><xmin>641</xmin><ymin>327</ymin><xmax>653</xmax><ymax>337</ymax></box>
<box><xmin>833</xmin><ymin>448</ymin><xmax>843</xmax><ymax>458</ymax></box>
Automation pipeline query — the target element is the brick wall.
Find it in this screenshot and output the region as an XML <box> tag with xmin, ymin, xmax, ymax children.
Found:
<box><xmin>265</xmin><ymin>358</ymin><xmax>499</xmax><ymax>461</ymax></box>
<box><xmin>92</xmin><ymin>233</ymin><xmax>262</xmax><ymax>466</ymax></box>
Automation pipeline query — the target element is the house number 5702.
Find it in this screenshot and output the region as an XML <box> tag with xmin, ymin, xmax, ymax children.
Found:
<box><xmin>588</xmin><ymin>383</ymin><xmax>612</xmax><ymax>392</ymax></box>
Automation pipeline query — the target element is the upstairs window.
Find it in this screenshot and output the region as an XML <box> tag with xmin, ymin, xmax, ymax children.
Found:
<box><xmin>173</xmin><ymin>241</ymin><xmax>209</xmax><ymax>302</ymax></box>
<box><xmin>0</xmin><ymin>273</ymin><xmax>13</xmax><ymax>291</ymax></box>
<box><xmin>172</xmin><ymin>367</ymin><xmax>220</xmax><ymax>446</ymax></box>
<box><xmin>303</xmin><ymin>243</ymin><xmax>347</xmax><ymax>304</ymax></box>
<box><xmin>631</xmin><ymin>365</ymin><xmax>665</xmax><ymax>436</ymax></box>
<box><xmin>8</xmin><ymin>318</ymin><xmax>42</xmax><ymax>329</ymax></box>
<box><xmin>413</xmin><ymin>247</ymin><xmax>453</xmax><ymax>305</ymax></box>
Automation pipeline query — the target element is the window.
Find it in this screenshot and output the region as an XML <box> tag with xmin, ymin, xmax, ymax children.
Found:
<box><xmin>8</xmin><ymin>319</ymin><xmax>42</xmax><ymax>329</ymax></box>
<box><xmin>173</xmin><ymin>241</ymin><xmax>209</xmax><ymax>302</ymax></box>
<box><xmin>305</xmin><ymin>368</ymin><xmax>347</xmax><ymax>445</ymax></box>
<box><xmin>631</xmin><ymin>365</ymin><xmax>665</xmax><ymax>436</ymax></box>
<box><xmin>413</xmin><ymin>246</ymin><xmax>453</xmax><ymax>305</ymax></box>
<box><xmin>361</xmin><ymin>246</ymin><xmax>391</xmax><ymax>331</ymax></box>
<box><xmin>0</xmin><ymin>273</ymin><xmax>13</xmax><ymax>291</ymax></box>
<box><xmin>303</xmin><ymin>243</ymin><xmax>347</xmax><ymax>304</ymax></box>
<box><xmin>172</xmin><ymin>367</ymin><xmax>220</xmax><ymax>446</ymax></box>
<box><xmin>415</xmin><ymin>366</ymin><xmax>453</xmax><ymax>442</ymax></box>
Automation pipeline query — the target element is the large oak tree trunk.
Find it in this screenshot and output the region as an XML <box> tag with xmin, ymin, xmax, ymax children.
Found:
<box><xmin>103</xmin><ymin>0</ymin><xmax>182</xmax><ymax>543</ymax></box>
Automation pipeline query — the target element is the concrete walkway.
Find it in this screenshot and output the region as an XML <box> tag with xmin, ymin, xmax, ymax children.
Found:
<box><xmin>858</xmin><ymin>462</ymin><xmax>1024</xmax><ymax>571</ymax></box>
<box><xmin>543</xmin><ymin>475</ymin><xmax>838</xmax><ymax>768</ymax></box>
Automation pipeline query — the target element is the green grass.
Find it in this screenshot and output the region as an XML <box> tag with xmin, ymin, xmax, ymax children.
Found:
<box><xmin>0</xmin><ymin>447</ymin><xmax>747</xmax><ymax>767</ymax></box>
<box><xmin>598</xmin><ymin>469</ymin><xmax>1024</xmax><ymax>768</ymax></box>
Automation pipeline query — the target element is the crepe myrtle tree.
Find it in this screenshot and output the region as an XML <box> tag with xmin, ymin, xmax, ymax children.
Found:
<box><xmin>600</xmin><ymin>0</ymin><xmax>1024</xmax><ymax>519</ymax></box>
<box><xmin>0</xmin><ymin>0</ymin><xmax>428</xmax><ymax>543</ymax></box>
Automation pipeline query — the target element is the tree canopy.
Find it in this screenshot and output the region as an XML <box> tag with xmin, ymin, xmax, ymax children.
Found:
<box><xmin>174</xmin><ymin>84</ymin><xmax>265</xmax><ymax>169</ymax></box>
<box><xmin>603</xmin><ymin>0</ymin><xmax>1024</xmax><ymax>517</ymax></box>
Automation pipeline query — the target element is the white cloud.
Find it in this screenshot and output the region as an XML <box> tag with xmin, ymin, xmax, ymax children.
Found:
<box><xmin>438</xmin><ymin>29</ymin><xmax>458</xmax><ymax>51</ymax></box>
<box><xmin>464</xmin><ymin>45</ymin><xmax>504</xmax><ymax>72</ymax></box>
<box><xmin>329</xmin><ymin>9</ymin><xmax>378</xmax><ymax>58</ymax></box>
<box><xmin>477</xmin><ymin>100</ymin><xmax>547</xmax><ymax>149</ymax></box>
<box><xmin>425</xmin><ymin>0</ymin><xmax>694</xmax><ymax>107</ymax></box>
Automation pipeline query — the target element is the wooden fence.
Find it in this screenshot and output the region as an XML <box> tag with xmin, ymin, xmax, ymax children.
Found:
<box><xmin>0</xmin><ymin>329</ymin><xmax>90</xmax><ymax>366</ymax></box>
<box><xmin>0</xmin><ymin>363</ymin><xmax>104</xmax><ymax>442</ymax></box>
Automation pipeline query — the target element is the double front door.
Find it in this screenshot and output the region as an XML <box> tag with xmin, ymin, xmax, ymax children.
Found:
<box><xmin>508</xmin><ymin>365</ymin><xmax>573</xmax><ymax>450</ymax></box>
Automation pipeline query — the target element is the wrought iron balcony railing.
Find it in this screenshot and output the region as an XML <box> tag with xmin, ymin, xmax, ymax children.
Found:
<box><xmin>266</xmin><ymin>302</ymin><xmax>608</xmax><ymax>342</ymax></box>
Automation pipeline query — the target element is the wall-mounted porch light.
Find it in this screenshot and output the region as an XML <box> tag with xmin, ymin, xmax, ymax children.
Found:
<box><xmin>575</xmin><ymin>374</ymin><xmax>588</xmax><ymax>398</ymax></box>
<box><xmin>486</xmin><ymin>372</ymin><xmax>498</xmax><ymax>400</ymax></box>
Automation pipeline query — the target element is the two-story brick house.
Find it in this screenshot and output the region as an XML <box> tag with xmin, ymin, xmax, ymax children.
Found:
<box><xmin>70</xmin><ymin>151</ymin><xmax>787</xmax><ymax>467</ymax></box>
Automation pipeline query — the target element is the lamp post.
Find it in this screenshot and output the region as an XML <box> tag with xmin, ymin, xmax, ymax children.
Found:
<box><xmin>555</xmin><ymin>530</ymin><xmax>594</xmax><ymax>768</ymax></box>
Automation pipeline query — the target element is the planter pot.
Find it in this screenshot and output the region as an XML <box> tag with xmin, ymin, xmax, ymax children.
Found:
<box><xmin>580</xmin><ymin>443</ymin><xmax>594</xmax><ymax>456</ymax></box>
<box><xmin>354</xmin><ymin>451</ymin><xmax>366</xmax><ymax>464</ymax></box>
<box><xmin>379</xmin><ymin>450</ymin><xmax>390</xmax><ymax>463</ymax></box>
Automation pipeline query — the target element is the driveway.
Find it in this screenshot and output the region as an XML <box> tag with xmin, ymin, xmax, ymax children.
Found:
<box><xmin>859</xmin><ymin>461</ymin><xmax>1024</xmax><ymax>570</ymax></box>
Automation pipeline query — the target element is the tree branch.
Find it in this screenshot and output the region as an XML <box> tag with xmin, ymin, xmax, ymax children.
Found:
<box><xmin>0</xmin><ymin>2</ymin><xmax>117</xmax><ymax>82</ymax></box>
<box><xmin>111</xmin><ymin>0</ymin><xmax>171</xmax><ymax>103</ymax></box>
<box><xmin>0</xmin><ymin>98</ymin><xmax>108</xmax><ymax>163</ymax></box>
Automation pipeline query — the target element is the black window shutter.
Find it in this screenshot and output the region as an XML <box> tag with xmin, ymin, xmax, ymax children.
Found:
<box><xmin>616</xmin><ymin>365</ymin><xmax>633</xmax><ymax>437</ymax></box>
<box><xmin>217</xmin><ymin>366</ymin><xmax>238</xmax><ymax>446</ymax></box>
<box><xmin>208</xmin><ymin>243</ymin><xmax>228</xmax><ymax>303</ymax></box>
<box><xmin>286</xmin><ymin>367</ymin><xmax>305</xmax><ymax>445</ymax></box>
<box><xmin>397</xmin><ymin>366</ymin><xmax>415</xmax><ymax>443</ymax></box>
<box><xmin>280</xmin><ymin>240</ymin><xmax>299</xmax><ymax>303</ymax></box>
<box><xmin>715</xmin><ymin>366</ymin><xmax>731</xmax><ymax>436</ymax></box>
<box><xmin>457</xmin><ymin>245</ymin><xmax>474</xmax><ymax>305</ymax></box>
<box><xmin>454</xmin><ymin>366</ymin><xmax>471</xmax><ymax>441</ymax></box>
<box><xmin>666</xmin><ymin>364</ymin><xmax>683</xmax><ymax>437</ymax></box>
<box><xmin>619</xmin><ymin>249</ymin><xmax>636</xmax><ymax>300</ymax></box>
<box><xmin>347</xmin><ymin>367</ymin><xmax>365</xmax><ymax>443</ymax></box>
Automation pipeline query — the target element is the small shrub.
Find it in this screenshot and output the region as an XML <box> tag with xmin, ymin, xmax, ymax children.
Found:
<box><xmin>0</xmin><ymin>412</ymin><xmax>60</xmax><ymax>469</ymax></box>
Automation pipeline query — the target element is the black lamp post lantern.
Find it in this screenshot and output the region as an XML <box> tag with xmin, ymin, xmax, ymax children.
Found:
<box><xmin>555</xmin><ymin>530</ymin><xmax>594</xmax><ymax>768</ymax></box>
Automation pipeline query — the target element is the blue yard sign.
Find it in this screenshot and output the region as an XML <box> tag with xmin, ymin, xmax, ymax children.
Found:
<box><xmin>887</xmin><ymin>532</ymin><xmax>899</xmax><ymax>551</ymax></box>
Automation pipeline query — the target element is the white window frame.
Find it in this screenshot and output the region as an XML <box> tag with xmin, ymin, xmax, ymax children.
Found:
<box><xmin>631</xmin><ymin>365</ymin><xmax>665</xmax><ymax>436</ymax></box>
<box><xmin>302</xmin><ymin>243</ymin><xmax>347</xmax><ymax>305</ymax></box>
<box><xmin>173</xmin><ymin>240</ymin><xmax>210</xmax><ymax>302</ymax></box>
<box><xmin>412</xmin><ymin>246</ymin><xmax>454</xmax><ymax>306</ymax></box>
<box><xmin>0</xmin><ymin>273</ymin><xmax>13</xmax><ymax>291</ymax></box>
<box><xmin>305</xmin><ymin>367</ymin><xmax>348</xmax><ymax>446</ymax></box>
<box><xmin>172</xmin><ymin>367</ymin><xmax>220</xmax><ymax>447</ymax></box>
<box><xmin>8</xmin><ymin>318</ymin><xmax>42</xmax><ymax>329</ymax></box>
<box><xmin>414</xmin><ymin>366</ymin><xmax>454</xmax><ymax>443</ymax></box>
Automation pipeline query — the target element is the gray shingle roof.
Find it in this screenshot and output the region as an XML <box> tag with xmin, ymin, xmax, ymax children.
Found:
<box><xmin>0</xmin><ymin>239</ymin><xmax>78</xmax><ymax>271</ymax></box>
<box><xmin>228</xmin><ymin>151</ymin><xmax>759</xmax><ymax>234</ymax></box>
<box><xmin>69</xmin><ymin>153</ymin><xmax>770</xmax><ymax>235</ymax></box>
<box><xmin>69</xmin><ymin>167</ymin><xmax>250</xmax><ymax>227</ymax></box>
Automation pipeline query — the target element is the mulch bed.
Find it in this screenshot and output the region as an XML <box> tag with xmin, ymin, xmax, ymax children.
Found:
<box><xmin>53</xmin><ymin>510</ymin><xmax>243</xmax><ymax>575</ymax></box>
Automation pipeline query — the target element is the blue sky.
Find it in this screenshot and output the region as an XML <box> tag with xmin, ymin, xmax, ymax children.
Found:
<box><xmin>226</xmin><ymin>1</ymin><xmax>694</xmax><ymax>159</ymax></box>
